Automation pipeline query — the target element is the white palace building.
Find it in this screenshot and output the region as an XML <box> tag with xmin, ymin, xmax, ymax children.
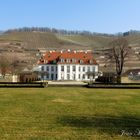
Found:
<box><xmin>37</xmin><ymin>50</ymin><xmax>98</xmax><ymax>81</ymax></box>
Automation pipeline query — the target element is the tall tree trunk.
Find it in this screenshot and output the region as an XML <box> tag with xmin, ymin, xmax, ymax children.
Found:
<box><xmin>117</xmin><ymin>75</ymin><xmax>121</xmax><ymax>84</ymax></box>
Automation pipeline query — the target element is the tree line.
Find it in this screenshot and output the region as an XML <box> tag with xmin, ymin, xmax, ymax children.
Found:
<box><xmin>5</xmin><ymin>27</ymin><xmax>140</xmax><ymax>37</ymax></box>
<box><xmin>5</xmin><ymin>27</ymin><xmax>114</xmax><ymax>37</ymax></box>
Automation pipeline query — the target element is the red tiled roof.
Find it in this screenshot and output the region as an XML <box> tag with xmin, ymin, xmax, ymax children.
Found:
<box><xmin>38</xmin><ymin>51</ymin><xmax>97</xmax><ymax>65</ymax></box>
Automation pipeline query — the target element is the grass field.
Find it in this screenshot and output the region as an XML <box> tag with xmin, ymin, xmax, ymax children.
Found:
<box><xmin>0</xmin><ymin>87</ymin><xmax>139</xmax><ymax>140</ymax></box>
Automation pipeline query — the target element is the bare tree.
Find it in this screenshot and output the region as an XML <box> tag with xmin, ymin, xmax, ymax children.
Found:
<box><xmin>110</xmin><ymin>37</ymin><xmax>129</xmax><ymax>83</ymax></box>
<box><xmin>0</xmin><ymin>55</ymin><xmax>10</xmax><ymax>78</ymax></box>
<box><xmin>0</xmin><ymin>53</ymin><xmax>22</xmax><ymax>78</ymax></box>
<box><xmin>9</xmin><ymin>53</ymin><xmax>20</xmax><ymax>75</ymax></box>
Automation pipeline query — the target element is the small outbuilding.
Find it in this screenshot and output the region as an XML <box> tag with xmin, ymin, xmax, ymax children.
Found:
<box><xmin>19</xmin><ymin>71</ymin><xmax>38</xmax><ymax>82</ymax></box>
<box><xmin>12</xmin><ymin>68</ymin><xmax>39</xmax><ymax>82</ymax></box>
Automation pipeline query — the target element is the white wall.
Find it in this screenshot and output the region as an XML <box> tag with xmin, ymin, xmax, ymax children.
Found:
<box><xmin>57</xmin><ymin>64</ymin><xmax>98</xmax><ymax>81</ymax></box>
<box><xmin>38</xmin><ymin>64</ymin><xmax>57</xmax><ymax>80</ymax></box>
<box><xmin>38</xmin><ymin>64</ymin><xmax>98</xmax><ymax>81</ymax></box>
<box><xmin>12</xmin><ymin>75</ymin><xmax>18</xmax><ymax>82</ymax></box>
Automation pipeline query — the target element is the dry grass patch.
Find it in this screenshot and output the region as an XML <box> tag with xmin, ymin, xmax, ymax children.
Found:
<box><xmin>52</xmin><ymin>98</ymin><xmax>71</xmax><ymax>103</ymax></box>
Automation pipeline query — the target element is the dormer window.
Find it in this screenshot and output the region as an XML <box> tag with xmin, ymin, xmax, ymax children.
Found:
<box><xmin>53</xmin><ymin>60</ymin><xmax>56</xmax><ymax>64</ymax></box>
<box><xmin>89</xmin><ymin>60</ymin><xmax>93</xmax><ymax>64</ymax></box>
<box><xmin>60</xmin><ymin>58</ymin><xmax>65</xmax><ymax>63</ymax></box>
<box><xmin>44</xmin><ymin>60</ymin><xmax>48</xmax><ymax>64</ymax></box>
<box><xmin>72</xmin><ymin>59</ymin><xmax>76</xmax><ymax>63</ymax></box>
<box><xmin>66</xmin><ymin>59</ymin><xmax>71</xmax><ymax>63</ymax></box>
<box><xmin>80</xmin><ymin>60</ymin><xmax>83</xmax><ymax>64</ymax></box>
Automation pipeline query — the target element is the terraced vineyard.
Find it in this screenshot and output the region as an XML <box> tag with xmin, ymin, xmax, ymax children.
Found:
<box><xmin>0</xmin><ymin>31</ymin><xmax>140</xmax><ymax>72</ymax></box>
<box><xmin>57</xmin><ymin>34</ymin><xmax>114</xmax><ymax>49</ymax></box>
<box><xmin>0</xmin><ymin>31</ymin><xmax>62</xmax><ymax>49</ymax></box>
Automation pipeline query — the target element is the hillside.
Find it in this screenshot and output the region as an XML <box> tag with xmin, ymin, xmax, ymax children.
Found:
<box><xmin>0</xmin><ymin>30</ymin><xmax>140</xmax><ymax>72</ymax></box>
<box><xmin>1</xmin><ymin>30</ymin><xmax>140</xmax><ymax>50</ymax></box>
<box><xmin>0</xmin><ymin>31</ymin><xmax>114</xmax><ymax>50</ymax></box>
<box><xmin>0</xmin><ymin>31</ymin><xmax>62</xmax><ymax>49</ymax></box>
<box><xmin>57</xmin><ymin>34</ymin><xmax>114</xmax><ymax>49</ymax></box>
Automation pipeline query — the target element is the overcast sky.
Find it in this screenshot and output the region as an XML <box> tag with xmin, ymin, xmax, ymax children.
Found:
<box><xmin>0</xmin><ymin>0</ymin><xmax>140</xmax><ymax>33</ymax></box>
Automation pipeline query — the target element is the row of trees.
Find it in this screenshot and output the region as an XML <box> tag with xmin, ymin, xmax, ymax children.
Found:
<box><xmin>5</xmin><ymin>27</ymin><xmax>114</xmax><ymax>37</ymax></box>
<box><xmin>5</xmin><ymin>27</ymin><xmax>140</xmax><ymax>37</ymax></box>
<box><xmin>123</xmin><ymin>30</ymin><xmax>140</xmax><ymax>36</ymax></box>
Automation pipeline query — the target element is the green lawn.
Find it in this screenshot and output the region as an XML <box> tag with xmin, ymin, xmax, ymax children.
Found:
<box><xmin>0</xmin><ymin>87</ymin><xmax>139</xmax><ymax>140</ymax></box>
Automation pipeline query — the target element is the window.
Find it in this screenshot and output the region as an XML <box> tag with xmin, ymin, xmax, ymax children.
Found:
<box><xmin>51</xmin><ymin>66</ymin><xmax>54</xmax><ymax>71</ymax></box>
<box><xmin>61</xmin><ymin>58</ymin><xmax>65</xmax><ymax>63</ymax></box>
<box><xmin>89</xmin><ymin>60</ymin><xmax>93</xmax><ymax>64</ymax></box>
<box><xmin>46</xmin><ymin>74</ymin><xmax>49</xmax><ymax>79</ymax></box>
<box><xmin>44</xmin><ymin>60</ymin><xmax>48</xmax><ymax>63</ymax></box>
<box><xmin>73</xmin><ymin>74</ymin><xmax>76</xmax><ymax>80</ymax></box>
<box><xmin>82</xmin><ymin>74</ymin><xmax>85</xmax><ymax>79</ymax></box>
<box><xmin>53</xmin><ymin>60</ymin><xmax>56</xmax><ymax>64</ymax></box>
<box><xmin>56</xmin><ymin>66</ymin><xmax>57</xmax><ymax>71</ymax></box>
<box><xmin>51</xmin><ymin>74</ymin><xmax>54</xmax><ymax>80</ymax></box>
<box><xmin>56</xmin><ymin>74</ymin><xmax>57</xmax><ymax>79</ymax></box>
<box><xmin>41</xmin><ymin>66</ymin><xmax>44</xmax><ymax>71</ymax></box>
<box><xmin>67</xmin><ymin>66</ymin><xmax>70</xmax><ymax>73</ymax></box>
<box><xmin>88</xmin><ymin>66</ymin><xmax>90</xmax><ymax>72</ymax></box>
<box><xmin>80</xmin><ymin>60</ymin><xmax>83</xmax><ymax>64</ymax></box>
<box><xmin>79</xmin><ymin>74</ymin><xmax>81</xmax><ymax>79</ymax></box>
<box><xmin>73</xmin><ymin>66</ymin><xmax>76</xmax><ymax>72</ymax></box>
<box><xmin>46</xmin><ymin>66</ymin><xmax>49</xmax><ymax>71</ymax></box>
<box><xmin>41</xmin><ymin>74</ymin><xmax>44</xmax><ymax>79</ymax></box>
<box><xmin>92</xmin><ymin>66</ymin><xmax>95</xmax><ymax>72</ymax></box>
<box><xmin>83</xmin><ymin>67</ymin><xmax>85</xmax><ymax>72</ymax></box>
<box><xmin>61</xmin><ymin>66</ymin><xmax>64</xmax><ymax>71</ymax></box>
<box><xmin>79</xmin><ymin>66</ymin><xmax>81</xmax><ymax>72</ymax></box>
<box><xmin>67</xmin><ymin>74</ymin><xmax>70</xmax><ymax>80</ymax></box>
<box><xmin>72</xmin><ymin>59</ymin><xmax>76</xmax><ymax>63</ymax></box>
<box><xmin>61</xmin><ymin>73</ymin><xmax>64</xmax><ymax>80</ymax></box>
<box><xmin>87</xmin><ymin>75</ymin><xmax>90</xmax><ymax>79</ymax></box>
<box><xmin>66</xmin><ymin>59</ymin><xmax>71</xmax><ymax>63</ymax></box>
